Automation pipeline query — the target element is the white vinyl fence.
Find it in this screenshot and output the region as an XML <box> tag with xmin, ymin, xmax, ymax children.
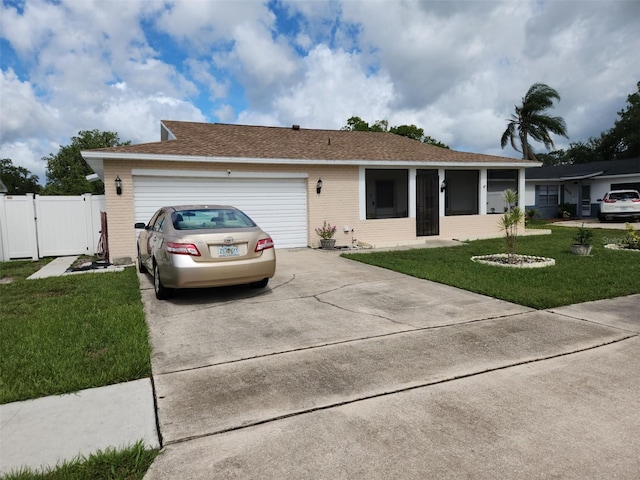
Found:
<box><xmin>0</xmin><ymin>194</ymin><xmax>106</xmax><ymax>261</ymax></box>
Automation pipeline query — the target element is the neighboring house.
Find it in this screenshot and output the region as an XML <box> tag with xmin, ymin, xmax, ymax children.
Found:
<box><xmin>82</xmin><ymin>121</ymin><xmax>539</xmax><ymax>261</ymax></box>
<box><xmin>525</xmin><ymin>158</ymin><xmax>640</xmax><ymax>219</ymax></box>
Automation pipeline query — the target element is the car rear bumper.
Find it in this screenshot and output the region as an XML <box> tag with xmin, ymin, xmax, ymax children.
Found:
<box><xmin>159</xmin><ymin>251</ymin><xmax>276</xmax><ymax>289</ymax></box>
<box><xmin>599</xmin><ymin>211</ymin><xmax>640</xmax><ymax>220</ymax></box>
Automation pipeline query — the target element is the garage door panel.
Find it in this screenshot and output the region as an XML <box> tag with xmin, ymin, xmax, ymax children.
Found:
<box><xmin>133</xmin><ymin>176</ymin><xmax>308</xmax><ymax>248</ymax></box>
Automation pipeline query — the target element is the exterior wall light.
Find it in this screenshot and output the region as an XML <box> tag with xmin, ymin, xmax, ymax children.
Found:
<box><xmin>316</xmin><ymin>178</ymin><xmax>323</xmax><ymax>194</ymax></box>
<box><xmin>115</xmin><ymin>176</ymin><xmax>122</xmax><ymax>195</ymax></box>
<box><xmin>440</xmin><ymin>180</ymin><xmax>446</xmax><ymax>192</ymax></box>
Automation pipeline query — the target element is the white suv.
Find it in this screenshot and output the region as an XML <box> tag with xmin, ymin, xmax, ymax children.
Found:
<box><xmin>598</xmin><ymin>189</ymin><xmax>640</xmax><ymax>222</ymax></box>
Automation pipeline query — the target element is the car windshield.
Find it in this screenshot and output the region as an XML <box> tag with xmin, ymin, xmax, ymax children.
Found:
<box><xmin>171</xmin><ymin>209</ymin><xmax>256</xmax><ymax>230</ymax></box>
<box><xmin>609</xmin><ymin>191</ymin><xmax>640</xmax><ymax>201</ymax></box>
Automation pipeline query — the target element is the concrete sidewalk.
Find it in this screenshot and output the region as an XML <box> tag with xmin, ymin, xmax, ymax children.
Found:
<box><xmin>0</xmin><ymin>379</ymin><xmax>159</xmax><ymax>475</ymax></box>
<box><xmin>27</xmin><ymin>255</ymin><xmax>129</xmax><ymax>280</ymax></box>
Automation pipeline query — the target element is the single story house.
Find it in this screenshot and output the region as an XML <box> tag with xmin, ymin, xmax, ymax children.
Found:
<box><xmin>82</xmin><ymin>121</ymin><xmax>540</xmax><ymax>261</ymax></box>
<box><xmin>525</xmin><ymin>158</ymin><xmax>640</xmax><ymax>219</ymax></box>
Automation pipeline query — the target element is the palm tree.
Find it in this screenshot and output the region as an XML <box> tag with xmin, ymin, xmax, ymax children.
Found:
<box><xmin>501</xmin><ymin>83</ymin><xmax>568</xmax><ymax>160</ymax></box>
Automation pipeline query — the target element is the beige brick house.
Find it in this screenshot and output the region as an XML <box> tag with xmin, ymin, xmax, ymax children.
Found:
<box><xmin>82</xmin><ymin>120</ymin><xmax>539</xmax><ymax>261</ymax></box>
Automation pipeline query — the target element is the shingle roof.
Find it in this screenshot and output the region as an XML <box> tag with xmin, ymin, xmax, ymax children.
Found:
<box><xmin>90</xmin><ymin>120</ymin><xmax>538</xmax><ymax>166</ymax></box>
<box><xmin>525</xmin><ymin>158</ymin><xmax>640</xmax><ymax>180</ymax></box>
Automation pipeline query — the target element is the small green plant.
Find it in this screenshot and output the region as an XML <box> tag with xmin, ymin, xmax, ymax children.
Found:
<box><xmin>315</xmin><ymin>221</ymin><xmax>337</xmax><ymax>239</ymax></box>
<box><xmin>558</xmin><ymin>203</ymin><xmax>576</xmax><ymax>219</ymax></box>
<box><xmin>498</xmin><ymin>189</ymin><xmax>524</xmax><ymax>261</ymax></box>
<box><xmin>573</xmin><ymin>224</ymin><xmax>593</xmax><ymax>245</ymax></box>
<box><xmin>621</xmin><ymin>223</ymin><xmax>640</xmax><ymax>249</ymax></box>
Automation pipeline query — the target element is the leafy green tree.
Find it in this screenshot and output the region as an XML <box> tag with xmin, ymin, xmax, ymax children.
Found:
<box><xmin>501</xmin><ymin>83</ymin><xmax>568</xmax><ymax>160</ymax></box>
<box><xmin>0</xmin><ymin>158</ymin><xmax>41</xmax><ymax>194</ymax></box>
<box><xmin>564</xmin><ymin>139</ymin><xmax>603</xmax><ymax>164</ymax></box>
<box><xmin>597</xmin><ymin>81</ymin><xmax>640</xmax><ymax>160</ymax></box>
<box><xmin>43</xmin><ymin>130</ymin><xmax>129</xmax><ymax>195</ymax></box>
<box><xmin>341</xmin><ymin>116</ymin><xmax>371</xmax><ymax>132</ymax></box>
<box><xmin>342</xmin><ymin>117</ymin><xmax>450</xmax><ymax>148</ymax></box>
<box><xmin>389</xmin><ymin>124</ymin><xmax>423</xmax><ymax>141</ymax></box>
<box><xmin>536</xmin><ymin>150</ymin><xmax>567</xmax><ymax>166</ymax></box>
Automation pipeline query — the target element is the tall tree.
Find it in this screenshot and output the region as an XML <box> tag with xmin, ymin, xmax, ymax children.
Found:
<box><xmin>43</xmin><ymin>130</ymin><xmax>129</xmax><ymax>195</ymax></box>
<box><xmin>501</xmin><ymin>83</ymin><xmax>568</xmax><ymax>161</ymax></box>
<box><xmin>0</xmin><ymin>158</ymin><xmax>41</xmax><ymax>194</ymax></box>
<box><xmin>341</xmin><ymin>116</ymin><xmax>371</xmax><ymax>132</ymax></box>
<box><xmin>342</xmin><ymin>117</ymin><xmax>450</xmax><ymax>148</ymax></box>
<box><xmin>597</xmin><ymin>81</ymin><xmax>640</xmax><ymax>160</ymax></box>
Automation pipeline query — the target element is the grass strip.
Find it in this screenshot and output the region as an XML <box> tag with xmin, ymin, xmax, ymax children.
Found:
<box><xmin>0</xmin><ymin>267</ymin><xmax>152</xmax><ymax>404</ymax></box>
<box><xmin>343</xmin><ymin>226</ymin><xmax>640</xmax><ymax>309</ymax></box>
<box><xmin>1</xmin><ymin>440</ymin><xmax>158</xmax><ymax>480</ymax></box>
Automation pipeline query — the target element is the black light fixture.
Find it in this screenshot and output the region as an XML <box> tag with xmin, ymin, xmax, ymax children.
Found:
<box><xmin>316</xmin><ymin>178</ymin><xmax>323</xmax><ymax>194</ymax></box>
<box><xmin>440</xmin><ymin>180</ymin><xmax>446</xmax><ymax>192</ymax></box>
<box><xmin>115</xmin><ymin>176</ymin><xmax>122</xmax><ymax>195</ymax></box>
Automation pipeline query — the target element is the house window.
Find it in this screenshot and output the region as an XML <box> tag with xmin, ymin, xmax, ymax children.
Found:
<box><xmin>445</xmin><ymin>170</ymin><xmax>479</xmax><ymax>216</ymax></box>
<box><xmin>537</xmin><ymin>185</ymin><xmax>559</xmax><ymax>206</ymax></box>
<box><xmin>365</xmin><ymin>169</ymin><xmax>408</xmax><ymax>219</ymax></box>
<box><xmin>612</xmin><ymin>182</ymin><xmax>640</xmax><ymax>192</ymax></box>
<box><xmin>487</xmin><ymin>169</ymin><xmax>518</xmax><ymax>214</ymax></box>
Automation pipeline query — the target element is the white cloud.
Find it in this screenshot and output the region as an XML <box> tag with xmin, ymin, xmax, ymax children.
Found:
<box><xmin>257</xmin><ymin>44</ymin><xmax>395</xmax><ymax>129</ymax></box>
<box><xmin>1</xmin><ymin>0</ymin><xmax>639</xmax><ymax>182</ymax></box>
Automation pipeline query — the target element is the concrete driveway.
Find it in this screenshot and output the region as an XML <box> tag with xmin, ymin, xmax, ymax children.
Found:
<box><xmin>141</xmin><ymin>248</ymin><xmax>640</xmax><ymax>479</ymax></box>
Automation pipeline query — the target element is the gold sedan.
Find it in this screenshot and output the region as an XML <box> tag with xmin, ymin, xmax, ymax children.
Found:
<box><xmin>135</xmin><ymin>205</ymin><xmax>276</xmax><ymax>299</ymax></box>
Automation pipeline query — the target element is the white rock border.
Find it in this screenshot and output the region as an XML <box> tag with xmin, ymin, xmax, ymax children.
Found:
<box><xmin>471</xmin><ymin>254</ymin><xmax>556</xmax><ymax>269</ymax></box>
<box><xmin>604</xmin><ymin>244</ymin><xmax>640</xmax><ymax>252</ymax></box>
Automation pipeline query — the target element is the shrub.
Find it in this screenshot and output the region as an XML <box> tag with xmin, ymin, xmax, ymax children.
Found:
<box><xmin>621</xmin><ymin>223</ymin><xmax>640</xmax><ymax>249</ymax></box>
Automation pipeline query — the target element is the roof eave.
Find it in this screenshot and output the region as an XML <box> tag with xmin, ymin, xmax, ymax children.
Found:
<box><xmin>81</xmin><ymin>150</ymin><xmax>539</xmax><ymax>170</ymax></box>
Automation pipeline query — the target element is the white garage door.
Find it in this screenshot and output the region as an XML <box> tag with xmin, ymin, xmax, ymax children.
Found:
<box><xmin>133</xmin><ymin>175</ymin><xmax>308</xmax><ymax>248</ymax></box>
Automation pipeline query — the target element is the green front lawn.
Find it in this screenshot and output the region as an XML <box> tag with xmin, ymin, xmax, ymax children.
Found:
<box><xmin>343</xmin><ymin>225</ymin><xmax>640</xmax><ymax>309</ymax></box>
<box><xmin>0</xmin><ymin>265</ymin><xmax>152</xmax><ymax>404</ymax></box>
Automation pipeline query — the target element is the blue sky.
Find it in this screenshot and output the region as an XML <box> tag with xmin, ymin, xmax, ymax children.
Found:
<box><xmin>1</xmin><ymin>0</ymin><xmax>639</xmax><ymax>184</ymax></box>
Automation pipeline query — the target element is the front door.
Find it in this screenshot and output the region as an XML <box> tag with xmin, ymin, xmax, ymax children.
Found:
<box><xmin>416</xmin><ymin>169</ymin><xmax>439</xmax><ymax>236</ymax></box>
<box><xmin>581</xmin><ymin>184</ymin><xmax>591</xmax><ymax>217</ymax></box>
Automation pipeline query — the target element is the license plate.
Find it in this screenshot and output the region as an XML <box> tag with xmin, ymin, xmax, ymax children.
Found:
<box><xmin>218</xmin><ymin>245</ymin><xmax>239</xmax><ymax>257</ymax></box>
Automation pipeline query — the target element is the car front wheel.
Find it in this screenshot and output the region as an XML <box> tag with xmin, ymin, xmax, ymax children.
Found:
<box><xmin>154</xmin><ymin>262</ymin><xmax>173</xmax><ymax>300</ymax></box>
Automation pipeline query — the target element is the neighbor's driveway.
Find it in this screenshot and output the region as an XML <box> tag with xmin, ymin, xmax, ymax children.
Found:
<box><xmin>140</xmin><ymin>248</ymin><xmax>640</xmax><ymax>479</ymax></box>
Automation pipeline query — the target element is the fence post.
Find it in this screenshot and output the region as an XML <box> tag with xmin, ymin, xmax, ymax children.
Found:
<box><xmin>29</xmin><ymin>194</ymin><xmax>40</xmax><ymax>260</ymax></box>
<box><xmin>82</xmin><ymin>194</ymin><xmax>93</xmax><ymax>254</ymax></box>
<box><xmin>0</xmin><ymin>194</ymin><xmax>9</xmax><ymax>261</ymax></box>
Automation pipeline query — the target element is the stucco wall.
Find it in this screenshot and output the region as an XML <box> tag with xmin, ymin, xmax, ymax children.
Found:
<box><xmin>103</xmin><ymin>160</ymin><xmax>509</xmax><ymax>260</ymax></box>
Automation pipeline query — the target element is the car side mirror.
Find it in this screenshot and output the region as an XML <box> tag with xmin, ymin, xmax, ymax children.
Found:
<box><xmin>134</xmin><ymin>222</ymin><xmax>146</xmax><ymax>229</ymax></box>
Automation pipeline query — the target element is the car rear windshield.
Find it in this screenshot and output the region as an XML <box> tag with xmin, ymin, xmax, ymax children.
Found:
<box><xmin>171</xmin><ymin>209</ymin><xmax>256</xmax><ymax>230</ymax></box>
<box><xmin>608</xmin><ymin>191</ymin><xmax>640</xmax><ymax>201</ymax></box>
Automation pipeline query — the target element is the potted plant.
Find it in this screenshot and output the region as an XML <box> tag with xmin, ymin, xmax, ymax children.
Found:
<box><xmin>571</xmin><ymin>224</ymin><xmax>593</xmax><ymax>255</ymax></box>
<box><xmin>315</xmin><ymin>221</ymin><xmax>337</xmax><ymax>249</ymax></box>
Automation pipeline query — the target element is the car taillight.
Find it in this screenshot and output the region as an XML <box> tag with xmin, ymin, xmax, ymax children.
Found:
<box><xmin>166</xmin><ymin>242</ymin><xmax>201</xmax><ymax>256</ymax></box>
<box><xmin>632</xmin><ymin>198</ymin><xmax>640</xmax><ymax>203</ymax></box>
<box><xmin>255</xmin><ymin>237</ymin><xmax>274</xmax><ymax>252</ymax></box>
<box><xmin>604</xmin><ymin>198</ymin><xmax>616</xmax><ymax>203</ymax></box>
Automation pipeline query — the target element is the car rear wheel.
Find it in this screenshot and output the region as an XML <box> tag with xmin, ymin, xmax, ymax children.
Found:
<box><xmin>250</xmin><ymin>278</ymin><xmax>269</xmax><ymax>288</ymax></box>
<box><xmin>137</xmin><ymin>248</ymin><xmax>148</xmax><ymax>273</ymax></box>
<box><xmin>154</xmin><ymin>262</ymin><xmax>173</xmax><ymax>300</ymax></box>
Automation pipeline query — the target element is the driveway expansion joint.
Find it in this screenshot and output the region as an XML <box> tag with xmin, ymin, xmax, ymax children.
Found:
<box><xmin>158</xmin><ymin>334</ymin><xmax>637</xmax><ymax>447</ymax></box>
<box><xmin>151</xmin><ymin>311</ymin><xmax>542</xmax><ymax>377</ymax></box>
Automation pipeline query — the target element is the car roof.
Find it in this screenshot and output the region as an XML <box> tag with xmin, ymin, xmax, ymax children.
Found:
<box><xmin>165</xmin><ymin>205</ymin><xmax>239</xmax><ymax>211</ymax></box>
